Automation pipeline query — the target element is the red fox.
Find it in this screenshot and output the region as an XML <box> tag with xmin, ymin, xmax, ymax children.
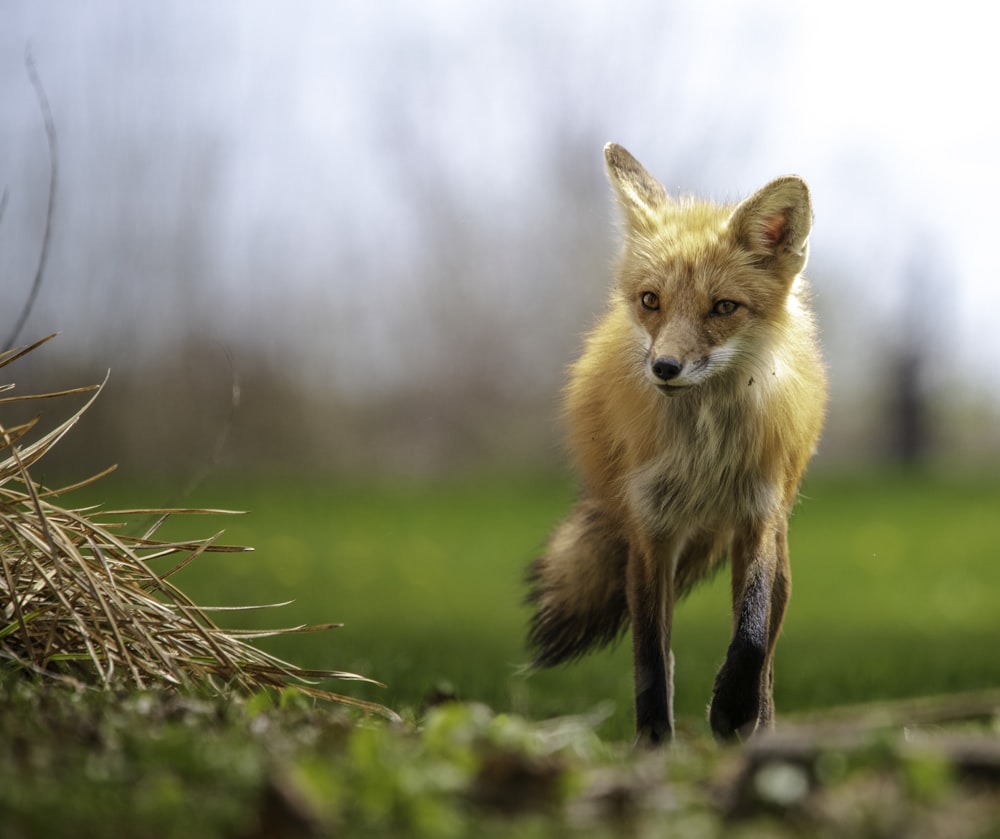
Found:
<box><xmin>526</xmin><ymin>143</ymin><xmax>827</xmax><ymax>745</ymax></box>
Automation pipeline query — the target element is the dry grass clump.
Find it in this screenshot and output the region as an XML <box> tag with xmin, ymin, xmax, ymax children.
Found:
<box><xmin>0</xmin><ymin>335</ymin><xmax>391</xmax><ymax>716</ymax></box>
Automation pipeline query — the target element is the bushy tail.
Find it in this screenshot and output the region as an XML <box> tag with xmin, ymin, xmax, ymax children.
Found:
<box><xmin>525</xmin><ymin>499</ymin><xmax>629</xmax><ymax>667</ymax></box>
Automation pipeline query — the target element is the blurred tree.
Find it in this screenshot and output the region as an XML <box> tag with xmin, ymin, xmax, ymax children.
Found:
<box><xmin>886</xmin><ymin>231</ymin><xmax>947</xmax><ymax>466</ymax></box>
<box><xmin>889</xmin><ymin>351</ymin><xmax>928</xmax><ymax>466</ymax></box>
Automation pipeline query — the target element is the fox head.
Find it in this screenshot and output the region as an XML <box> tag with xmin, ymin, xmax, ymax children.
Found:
<box><xmin>604</xmin><ymin>143</ymin><xmax>813</xmax><ymax>395</ymax></box>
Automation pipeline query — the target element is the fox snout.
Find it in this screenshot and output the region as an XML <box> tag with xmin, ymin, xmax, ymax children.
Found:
<box><xmin>647</xmin><ymin>353</ymin><xmax>707</xmax><ymax>391</ymax></box>
<box><xmin>650</xmin><ymin>356</ymin><xmax>683</xmax><ymax>381</ymax></box>
<box><xmin>643</xmin><ymin>318</ymin><xmax>706</xmax><ymax>390</ymax></box>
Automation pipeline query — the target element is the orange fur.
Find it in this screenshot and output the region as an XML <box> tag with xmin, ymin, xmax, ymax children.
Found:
<box><xmin>526</xmin><ymin>144</ymin><xmax>827</xmax><ymax>744</ymax></box>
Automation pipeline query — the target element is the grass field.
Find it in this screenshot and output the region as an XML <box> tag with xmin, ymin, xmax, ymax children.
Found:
<box><xmin>7</xmin><ymin>468</ymin><xmax>1000</xmax><ymax>837</ymax></box>
<box><xmin>81</xmin><ymin>469</ymin><xmax>1000</xmax><ymax>740</ymax></box>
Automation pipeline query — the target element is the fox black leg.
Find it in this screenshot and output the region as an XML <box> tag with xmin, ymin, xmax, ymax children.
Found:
<box><xmin>709</xmin><ymin>525</ymin><xmax>787</xmax><ymax>740</ymax></box>
<box><xmin>627</xmin><ymin>545</ymin><xmax>674</xmax><ymax>746</ymax></box>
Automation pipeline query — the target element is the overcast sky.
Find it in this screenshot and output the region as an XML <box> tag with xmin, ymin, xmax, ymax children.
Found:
<box><xmin>1</xmin><ymin>1</ymin><xmax>998</xmax><ymax>406</ymax></box>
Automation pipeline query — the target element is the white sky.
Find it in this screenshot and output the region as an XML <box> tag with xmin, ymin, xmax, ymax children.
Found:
<box><xmin>1</xmin><ymin>0</ymin><xmax>998</xmax><ymax>405</ymax></box>
<box><xmin>788</xmin><ymin>1</ymin><xmax>1000</xmax><ymax>393</ymax></box>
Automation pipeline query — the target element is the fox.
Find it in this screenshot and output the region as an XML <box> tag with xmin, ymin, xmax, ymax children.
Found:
<box><xmin>526</xmin><ymin>143</ymin><xmax>827</xmax><ymax>745</ymax></box>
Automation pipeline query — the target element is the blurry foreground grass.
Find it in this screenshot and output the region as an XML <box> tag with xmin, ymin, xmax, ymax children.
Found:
<box><xmin>4</xmin><ymin>673</ymin><xmax>1000</xmax><ymax>839</ymax></box>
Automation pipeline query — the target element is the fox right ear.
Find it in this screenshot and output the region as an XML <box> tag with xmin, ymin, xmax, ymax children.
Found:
<box><xmin>604</xmin><ymin>143</ymin><xmax>669</xmax><ymax>232</ymax></box>
<box><xmin>728</xmin><ymin>176</ymin><xmax>813</xmax><ymax>274</ymax></box>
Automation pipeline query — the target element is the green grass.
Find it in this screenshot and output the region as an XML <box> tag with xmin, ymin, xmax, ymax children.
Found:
<box><xmin>9</xmin><ymin>468</ymin><xmax>1000</xmax><ymax>838</ymax></box>
<box><xmin>75</xmin><ymin>469</ymin><xmax>1000</xmax><ymax>740</ymax></box>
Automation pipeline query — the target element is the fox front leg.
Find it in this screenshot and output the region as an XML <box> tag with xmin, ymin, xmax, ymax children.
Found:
<box><xmin>709</xmin><ymin>524</ymin><xmax>789</xmax><ymax>740</ymax></box>
<box><xmin>626</xmin><ymin>544</ymin><xmax>675</xmax><ymax>746</ymax></box>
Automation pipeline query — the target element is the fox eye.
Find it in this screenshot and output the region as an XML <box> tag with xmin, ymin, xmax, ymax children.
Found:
<box><xmin>711</xmin><ymin>299</ymin><xmax>739</xmax><ymax>316</ymax></box>
<box><xmin>640</xmin><ymin>291</ymin><xmax>660</xmax><ymax>311</ymax></box>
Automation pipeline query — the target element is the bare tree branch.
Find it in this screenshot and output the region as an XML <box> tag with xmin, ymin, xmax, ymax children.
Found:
<box><xmin>3</xmin><ymin>46</ymin><xmax>59</xmax><ymax>353</ymax></box>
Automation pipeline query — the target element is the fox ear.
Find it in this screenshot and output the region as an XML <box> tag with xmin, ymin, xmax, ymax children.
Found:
<box><xmin>604</xmin><ymin>143</ymin><xmax>670</xmax><ymax>231</ymax></box>
<box><xmin>729</xmin><ymin>176</ymin><xmax>812</xmax><ymax>273</ymax></box>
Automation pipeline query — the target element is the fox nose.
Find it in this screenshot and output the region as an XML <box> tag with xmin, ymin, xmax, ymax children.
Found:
<box><xmin>651</xmin><ymin>356</ymin><xmax>683</xmax><ymax>381</ymax></box>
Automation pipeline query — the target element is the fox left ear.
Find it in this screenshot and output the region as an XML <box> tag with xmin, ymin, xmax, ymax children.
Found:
<box><xmin>604</xmin><ymin>143</ymin><xmax>671</xmax><ymax>234</ymax></box>
<box><xmin>729</xmin><ymin>176</ymin><xmax>812</xmax><ymax>273</ymax></box>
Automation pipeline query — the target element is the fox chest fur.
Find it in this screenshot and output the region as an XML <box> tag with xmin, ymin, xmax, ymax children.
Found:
<box><xmin>623</xmin><ymin>386</ymin><xmax>782</xmax><ymax>539</ymax></box>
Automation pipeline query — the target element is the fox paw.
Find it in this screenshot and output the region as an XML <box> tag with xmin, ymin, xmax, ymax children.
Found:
<box><xmin>709</xmin><ymin>681</ymin><xmax>762</xmax><ymax>741</ymax></box>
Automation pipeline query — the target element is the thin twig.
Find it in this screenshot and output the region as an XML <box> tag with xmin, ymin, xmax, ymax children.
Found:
<box><xmin>126</xmin><ymin>349</ymin><xmax>242</xmax><ymax>539</ymax></box>
<box><xmin>3</xmin><ymin>48</ymin><xmax>59</xmax><ymax>352</ymax></box>
<box><xmin>174</xmin><ymin>347</ymin><xmax>242</xmax><ymax>504</ymax></box>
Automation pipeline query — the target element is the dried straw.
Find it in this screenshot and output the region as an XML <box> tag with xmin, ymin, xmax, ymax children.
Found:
<box><xmin>0</xmin><ymin>335</ymin><xmax>393</xmax><ymax>717</ymax></box>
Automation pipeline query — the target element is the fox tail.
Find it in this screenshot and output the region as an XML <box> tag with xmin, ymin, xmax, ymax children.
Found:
<box><xmin>525</xmin><ymin>499</ymin><xmax>629</xmax><ymax>667</ymax></box>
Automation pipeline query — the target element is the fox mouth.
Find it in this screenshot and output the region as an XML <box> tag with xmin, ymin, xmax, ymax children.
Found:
<box><xmin>656</xmin><ymin>383</ymin><xmax>691</xmax><ymax>396</ymax></box>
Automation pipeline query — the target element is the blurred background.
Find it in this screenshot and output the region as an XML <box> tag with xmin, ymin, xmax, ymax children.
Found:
<box><xmin>3</xmin><ymin>2</ymin><xmax>1000</xmax><ymax>729</ymax></box>
<box><xmin>3</xmin><ymin>0</ymin><xmax>999</xmax><ymax>480</ymax></box>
